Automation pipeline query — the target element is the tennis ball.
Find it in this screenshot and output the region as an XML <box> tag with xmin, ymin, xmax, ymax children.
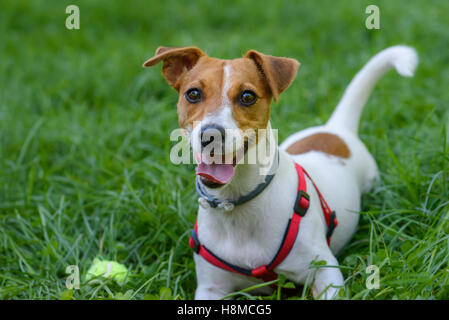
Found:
<box><xmin>86</xmin><ymin>258</ymin><xmax>129</xmax><ymax>284</ymax></box>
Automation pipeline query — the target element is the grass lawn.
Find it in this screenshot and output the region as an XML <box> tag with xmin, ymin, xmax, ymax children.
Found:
<box><xmin>1</xmin><ymin>0</ymin><xmax>449</xmax><ymax>300</ymax></box>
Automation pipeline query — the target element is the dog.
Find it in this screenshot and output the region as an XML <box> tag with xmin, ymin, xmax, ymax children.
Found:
<box><xmin>143</xmin><ymin>45</ymin><xmax>418</xmax><ymax>299</ymax></box>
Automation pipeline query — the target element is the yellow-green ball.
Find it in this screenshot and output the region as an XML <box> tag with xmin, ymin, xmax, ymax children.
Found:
<box><xmin>86</xmin><ymin>258</ymin><xmax>129</xmax><ymax>284</ymax></box>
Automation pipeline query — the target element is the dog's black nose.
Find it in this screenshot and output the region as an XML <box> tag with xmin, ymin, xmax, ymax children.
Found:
<box><xmin>201</xmin><ymin>124</ymin><xmax>225</xmax><ymax>148</ymax></box>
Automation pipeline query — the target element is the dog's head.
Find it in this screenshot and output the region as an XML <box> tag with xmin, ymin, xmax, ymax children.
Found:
<box><xmin>143</xmin><ymin>46</ymin><xmax>299</xmax><ymax>188</ymax></box>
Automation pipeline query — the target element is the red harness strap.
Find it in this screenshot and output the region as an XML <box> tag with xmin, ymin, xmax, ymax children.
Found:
<box><xmin>189</xmin><ymin>163</ymin><xmax>338</xmax><ymax>282</ymax></box>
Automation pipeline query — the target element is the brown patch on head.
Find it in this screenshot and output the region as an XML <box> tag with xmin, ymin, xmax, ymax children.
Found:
<box><xmin>175</xmin><ymin>57</ymin><xmax>226</xmax><ymax>128</ymax></box>
<box><xmin>221</xmin><ymin>53</ymin><xmax>299</xmax><ymax>145</ymax></box>
<box><xmin>286</xmin><ymin>133</ymin><xmax>351</xmax><ymax>159</ymax></box>
<box><xmin>225</xmin><ymin>58</ymin><xmax>273</xmax><ymax>133</ymax></box>
<box><xmin>175</xmin><ymin>56</ymin><xmax>277</xmax><ymax>133</ymax></box>
<box><xmin>143</xmin><ymin>46</ymin><xmax>300</xmax><ymax>137</ymax></box>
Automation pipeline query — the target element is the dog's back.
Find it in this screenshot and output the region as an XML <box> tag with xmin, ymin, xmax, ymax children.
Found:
<box><xmin>280</xmin><ymin>46</ymin><xmax>418</xmax><ymax>253</ymax></box>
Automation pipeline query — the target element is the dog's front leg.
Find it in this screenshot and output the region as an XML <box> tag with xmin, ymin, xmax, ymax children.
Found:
<box><xmin>193</xmin><ymin>254</ymin><xmax>237</xmax><ymax>300</ymax></box>
<box><xmin>309</xmin><ymin>253</ymin><xmax>344</xmax><ymax>300</ymax></box>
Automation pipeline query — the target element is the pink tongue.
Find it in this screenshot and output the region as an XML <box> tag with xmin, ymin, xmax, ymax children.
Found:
<box><xmin>196</xmin><ymin>163</ymin><xmax>235</xmax><ymax>184</ymax></box>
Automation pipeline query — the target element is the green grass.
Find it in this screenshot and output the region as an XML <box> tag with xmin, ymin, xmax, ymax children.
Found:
<box><xmin>1</xmin><ymin>0</ymin><xmax>449</xmax><ymax>300</ymax></box>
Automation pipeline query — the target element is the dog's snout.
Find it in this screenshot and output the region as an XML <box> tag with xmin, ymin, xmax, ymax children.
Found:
<box><xmin>200</xmin><ymin>124</ymin><xmax>225</xmax><ymax>148</ymax></box>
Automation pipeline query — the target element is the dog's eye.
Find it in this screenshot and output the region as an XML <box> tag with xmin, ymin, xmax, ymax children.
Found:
<box><xmin>239</xmin><ymin>90</ymin><xmax>257</xmax><ymax>106</ymax></box>
<box><xmin>185</xmin><ymin>88</ymin><xmax>202</xmax><ymax>103</ymax></box>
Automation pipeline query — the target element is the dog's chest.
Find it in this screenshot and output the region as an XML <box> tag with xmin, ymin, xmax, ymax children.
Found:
<box><xmin>197</xmin><ymin>175</ymin><xmax>298</xmax><ymax>269</ymax></box>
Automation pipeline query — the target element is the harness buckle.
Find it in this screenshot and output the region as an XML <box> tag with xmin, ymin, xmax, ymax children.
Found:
<box><xmin>294</xmin><ymin>190</ymin><xmax>310</xmax><ymax>217</ymax></box>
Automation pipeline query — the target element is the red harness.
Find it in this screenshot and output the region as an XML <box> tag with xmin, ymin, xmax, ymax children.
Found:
<box><xmin>189</xmin><ymin>163</ymin><xmax>338</xmax><ymax>282</ymax></box>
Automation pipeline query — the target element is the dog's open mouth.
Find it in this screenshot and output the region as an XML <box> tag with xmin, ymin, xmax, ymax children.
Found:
<box><xmin>196</xmin><ymin>143</ymin><xmax>248</xmax><ymax>188</ymax></box>
<box><xmin>196</xmin><ymin>162</ymin><xmax>235</xmax><ymax>186</ymax></box>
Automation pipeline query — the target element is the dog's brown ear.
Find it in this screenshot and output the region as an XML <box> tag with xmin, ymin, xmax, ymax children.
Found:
<box><xmin>143</xmin><ymin>46</ymin><xmax>205</xmax><ymax>90</ymax></box>
<box><xmin>244</xmin><ymin>50</ymin><xmax>299</xmax><ymax>102</ymax></box>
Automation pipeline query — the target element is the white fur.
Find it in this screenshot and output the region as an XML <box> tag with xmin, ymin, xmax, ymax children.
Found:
<box><xmin>192</xmin><ymin>46</ymin><xmax>418</xmax><ymax>299</ymax></box>
<box><xmin>222</xmin><ymin>64</ymin><xmax>232</xmax><ymax>106</ymax></box>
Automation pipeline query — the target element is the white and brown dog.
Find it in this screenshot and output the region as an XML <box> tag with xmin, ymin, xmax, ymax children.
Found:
<box><xmin>143</xmin><ymin>45</ymin><xmax>418</xmax><ymax>299</ymax></box>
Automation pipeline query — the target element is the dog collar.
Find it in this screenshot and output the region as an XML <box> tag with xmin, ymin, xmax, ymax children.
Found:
<box><xmin>195</xmin><ymin>150</ymin><xmax>279</xmax><ymax>211</ymax></box>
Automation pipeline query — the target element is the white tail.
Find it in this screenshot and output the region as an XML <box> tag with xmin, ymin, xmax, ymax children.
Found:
<box><xmin>326</xmin><ymin>45</ymin><xmax>418</xmax><ymax>133</ymax></box>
